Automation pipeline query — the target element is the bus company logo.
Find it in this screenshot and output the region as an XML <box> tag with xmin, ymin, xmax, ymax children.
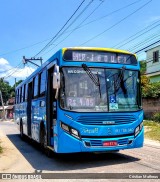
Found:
<box><xmin>107</xmin><ymin>128</ymin><xmax>112</xmax><ymax>135</ymax></box>
<box><xmin>102</xmin><ymin>121</ymin><xmax>115</xmax><ymax>125</ymax></box>
<box><xmin>81</xmin><ymin>127</ymin><xmax>98</xmax><ymax>134</ymax></box>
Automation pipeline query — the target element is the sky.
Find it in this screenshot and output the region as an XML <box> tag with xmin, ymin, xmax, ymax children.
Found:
<box><xmin>0</xmin><ymin>0</ymin><xmax>160</xmax><ymax>85</ymax></box>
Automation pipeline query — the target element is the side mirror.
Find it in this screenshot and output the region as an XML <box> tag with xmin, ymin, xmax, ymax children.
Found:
<box><xmin>53</xmin><ymin>64</ymin><xmax>60</xmax><ymax>99</ymax></box>
<box><xmin>53</xmin><ymin>64</ymin><xmax>60</xmax><ymax>89</ymax></box>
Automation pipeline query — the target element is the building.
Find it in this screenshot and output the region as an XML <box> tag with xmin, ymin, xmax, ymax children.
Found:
<box><xmin>146</xmin><ymin>45</ymin><xmax>160</xmax><ymax>82</ymax></box>
<box><xmin>0</xmin><ymin>97</ymin><xmax>14</xmax><ymax>120</ymax></box>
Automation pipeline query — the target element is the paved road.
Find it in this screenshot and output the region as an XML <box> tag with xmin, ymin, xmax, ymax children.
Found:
<box><xmin>0</xmin><ymin>121</ymin><xmax>160</xmax><ymax>182</ymax></box>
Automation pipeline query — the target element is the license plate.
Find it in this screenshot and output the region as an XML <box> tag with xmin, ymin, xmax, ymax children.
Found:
<box><xmin>103</xmin><ymin>141</ymin><xmax>117</xmax><ymax>146</ymax></box>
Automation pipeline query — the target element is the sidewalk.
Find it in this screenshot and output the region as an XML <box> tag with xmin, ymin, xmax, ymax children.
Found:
<box><xmin>144</xmin><ymin>138</ymin><xmax>160</xmax><ymax>147</ymax></box>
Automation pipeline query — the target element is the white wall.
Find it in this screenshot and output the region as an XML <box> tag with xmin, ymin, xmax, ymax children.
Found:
<box><xmin>146</xmin><ymin>45</ymin><xmax>160</xmax><ymax>74</ymax></box>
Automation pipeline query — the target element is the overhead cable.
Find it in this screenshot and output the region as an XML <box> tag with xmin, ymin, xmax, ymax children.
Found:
<box><xmin>79</xmin><ymin>0</ymin><xmax>153</xmax><ymax>46</ymax></box>
<box><xmin>34</xmin><ymin>0</ymin><xmax>86</xmax><ymax>57</ymax></box>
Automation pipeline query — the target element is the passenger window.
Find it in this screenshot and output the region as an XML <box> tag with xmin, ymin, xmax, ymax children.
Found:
<box><xmin>33</xmin><ymin>75</ymin><xmax>39</xmax><ymax>98</ymax></box>
<box><xmin>20</xmin><ymin>87</ymin><xmax>22</xmax><ymax>103</ymax></box>
<box><xmin>25</xmin><ymin>84</ymin><xmax>28</xmax><ymax>101</ymax></box>
<box><xmin>40</xmin><ymin>69</ymin><xmax>46</xmax><ymax>95</ymax></box>
<box><xmin>23</xmin><ymin>84</ymin><xmax>26</xmax><ymax>102</ymax></box>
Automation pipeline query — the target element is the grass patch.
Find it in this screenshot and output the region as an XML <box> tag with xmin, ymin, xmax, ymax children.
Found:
<box><xmin>144</xmin><ymin>120</ymin><xmax>160</xmax><ymax>141</ymax></box>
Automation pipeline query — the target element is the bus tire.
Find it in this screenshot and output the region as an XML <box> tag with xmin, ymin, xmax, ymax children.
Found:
<box><xmin>40</xmin><ymin>126</ymin><xmax>46</xmax><ymax>150</ymax></box>
<box><xmin>45</xmin><ymin>148</ymin><xmax>52</xmax><ymax>158</ymax></box>
<box><xmin>40</xmin><ymin>125</ymin><xmax>52</xmax><ymax>157</ymax></box>
<box><xmin>20</xmin><ymin>121</ymin><xmax>24</xmax><ymax>139</ymax></box>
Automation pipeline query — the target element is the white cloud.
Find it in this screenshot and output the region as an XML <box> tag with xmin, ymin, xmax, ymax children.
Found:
<box><xmin>0</xmin><ymin>58</ymin><xmax>11</xmax><ymax>71</ymax></box>
<box><xmin>0</xmin><ymin>58</ymin><xmax>35</xmax><ymax>80</ymax></box>
<box><xmin>12</xmin><ymin>66</ymin><xmax>35</xmax><ymax>78</ymax></box>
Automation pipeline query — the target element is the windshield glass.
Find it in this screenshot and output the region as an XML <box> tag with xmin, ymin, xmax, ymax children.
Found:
<box><xmin>60</xmin><ymin>67</ymin><xmax>141</xmax><ymax>112</ymax></box>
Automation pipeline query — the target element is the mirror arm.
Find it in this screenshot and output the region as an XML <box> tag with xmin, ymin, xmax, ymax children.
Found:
<box><xmin>55</xmin><ymin>88</ymin><xmax>59</xmax><ymax>100</ymax></box>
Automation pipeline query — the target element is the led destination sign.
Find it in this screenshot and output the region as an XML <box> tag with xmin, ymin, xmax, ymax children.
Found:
<box><xmin>63</xmin><ymin>50</ymin><xmax>137</xmax><ymax>65</ymax></box>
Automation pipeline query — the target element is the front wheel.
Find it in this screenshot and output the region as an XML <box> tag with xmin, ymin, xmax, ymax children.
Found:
<box><xmin>20</xmin><ymin>122</ymin><xmax>24</xmax><ymax>139</ymax></box>
<box><xmin>40</xmin><ymin>127</ymin><xmax>46</xmax><ymax>149</ymax></box>
<box><xmin>40</xmin><ymin>127</ymin><xmax>52</xmax><ymax>157</ymax></box>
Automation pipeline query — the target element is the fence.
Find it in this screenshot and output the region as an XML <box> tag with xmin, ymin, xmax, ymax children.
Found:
<box><xmin>142</xmin><ymin>98</ymin><xmax>160</xmax><ymax>119</ymax></box>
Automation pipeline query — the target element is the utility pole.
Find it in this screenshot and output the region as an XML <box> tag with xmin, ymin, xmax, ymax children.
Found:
<box><xmin>0</xmin><ymin>90</ymin><xmax>5</xmax><ymax>120</ymax></box>
<box><xmin>22</xmin><ymin>56</ymin><xmax>43</xmax><ymax>67</ymax></box>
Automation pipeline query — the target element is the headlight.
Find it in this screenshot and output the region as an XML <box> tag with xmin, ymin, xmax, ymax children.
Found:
<box><xmin>139</xmin><ymin>122</ymin><xmax>143</xmax><ymax>130</ymax></box>
<box><xmin>134</xmin><ymin>121</ymin><xmax>143</xmax><ymax>137</ymax></box>
<box><xmin>61</xmin><ymin>123</ymin><xmax>70</xmax><ymax>132</ymax></box>
<box><xmin>135</xmin><ymin>126</ymin><xmax>140</xmax><ymax>136</ymax></box>
<box><xmin>61</xmin><ymin>122</ymin><xmax>80</xmax><ymax>139</ymax></box>
<box><xmin>70</xmin><ymin>128</ymin><xmax>79</xmax><ymax>137</ymax></box>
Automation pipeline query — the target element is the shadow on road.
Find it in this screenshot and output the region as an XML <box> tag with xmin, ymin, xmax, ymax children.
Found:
<box><xmin>7</xmin><ymin>134</ymin><xmax>140</xmax><ymax>172</ymax></box>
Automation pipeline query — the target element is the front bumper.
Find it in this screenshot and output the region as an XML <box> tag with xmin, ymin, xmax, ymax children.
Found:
<box><xmin>55</xmin><ymin>127</ymin><xmax>144</xmax><ymax>153</ymax></box>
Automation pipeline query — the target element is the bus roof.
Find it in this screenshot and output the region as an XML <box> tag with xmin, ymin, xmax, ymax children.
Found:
<box><xmin>62</xmin><ymin>47</ymin><xmax>136</xmax><ymax>56</ymax></box>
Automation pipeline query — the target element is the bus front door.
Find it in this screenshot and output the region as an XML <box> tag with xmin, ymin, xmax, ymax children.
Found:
<box><xmin>46</xmin><ymin>67</ymin><xmax>56</xmax><ymax>147</ymax></box>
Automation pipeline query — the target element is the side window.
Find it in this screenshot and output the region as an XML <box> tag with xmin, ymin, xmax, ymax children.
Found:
<box><xmin>33</xmin><ymin>75</ymin><xmax>38</xmax><ymax>98</ymax></box>
<box><xmin>32</xmin><ymin>79</ymin><xmax>34</xmax><ymax>98</ymax></box>
<box><xmin>34</xmin><ymin>75</ymin><xmax>39</xmax><ymax>98</ymax></box>
<box><xmin>25</xmin><ymin>84</ymin><xmax>28</xmax><ymax>101</ymax></box>
<box><xmin>23</xmin><ymin>84</ymin><xmax>26</xmax><ymax>102</ymax></box>
<box><xmin>20</xmin><ymin>87</ymin><xmax>22</xmax><ymax>103</ymax></box>
<box><xmin>18</xmin><ymin>89</ymin><xmax>20</xmax><ymax>104</ymax></box>
<box><xmin>40</xmin><ymin>69</ymin><xmax>46</xmax><ymax>95</ymax></box>
<box><xmin>21</xmin><ymin>86</ymin><xmax>24</xmax><ymax>102</ymax></box>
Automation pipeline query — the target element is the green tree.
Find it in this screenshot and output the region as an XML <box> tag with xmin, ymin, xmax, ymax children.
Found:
<box><xmin>140</xmin><ymin>60</ymin><xmax>146</xmax><ymax>74</ymax></box>
<box><xmin>0</xmin><ymin>79</ymin><xmax>12</xmax><ymax>105</ymax></box>
<box><xmin>11</xmin><ymin>80</ymin><xmax>23</xmax><ymax>97</ymax></box>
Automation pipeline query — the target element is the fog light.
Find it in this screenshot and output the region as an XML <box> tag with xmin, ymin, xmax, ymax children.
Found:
<box><xmin>135</xmin><ymin>126</ymin><xmax>140</xmax><ymax>136</ymax></box>
<box><xmin>61</xmin><ymin>123</ymin><xmax>69</xmax><ymax>132</ymax></box>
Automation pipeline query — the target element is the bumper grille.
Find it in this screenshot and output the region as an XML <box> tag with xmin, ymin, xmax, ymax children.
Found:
<box><xmin>85</xmin><ymin>138</ymin><xmax>131</xmax><ymax>147</ymax></box>
<box><xmin>77</xmin><ymin>114</ymin><xmax>136</xmax><ymax>125</ymax></box>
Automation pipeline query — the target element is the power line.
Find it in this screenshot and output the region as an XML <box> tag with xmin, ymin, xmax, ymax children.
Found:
<box><xmin>43</xmin><ymin>0</ymin><xmax>142</xmax><ymax>47</ymax></box>
<box><xmin>0</xmin><ymin>0</ymin><xmax>143</xmax><ymax>58</ymax></box>
<box><xmin>26</xmin><ymin>63</ymin><xmax>35</xmax><ymax>76</ymax></box>
<box><xmin>52</xmin><ymin>0</ymin><xmax>94</xmax><ymax>41</ymax></box>
<box><xmin>2</xmin><ymin>63</ymin><xmax>24</xmax><ymax>79</ymax></box>
<box><xmin>0</xmin><ymin>38</ymin><xmax>51</xmax><ymax>57</ymax></box>
<box><xmin>79</xmin><ymin>0</ymin><xmax>153</xmax><ymax>46</ymax></box>
<box><xmin>128</xmin><ymin>32</ymin><xmax>160</xmax><ymax>52</ymax></box>
<box><xmin>42</xmin><ymin>0</ymin><xmax>104</xmax><ymax>56</ymax></box>
<box><xmin>0</xmin><ymin>62</ymin><xmax>22</xmax><ymax>74</ymax></box>
<box><xmin>74</xmin><ymin>0</ymin><xmax>143</xmax><ymax>31</ymax></box>
<box><xmin>3</xmin><ymin>64</ymin><xmax>23</xmax><ymax>79</ymax></box>
<box><xmin>113</xmin><ymin>20</ymin><xmax>160</xmax><ymax>49</ymax></box>
<box><xmin>34</xmin><ymin>0</ymin><xmax>86</xmax><ymax>57</ymax></box>
<box><xmin>40</xmin><ymin>0</ymin><xmax>95</xmax><ymax>57</ymax></box>
<box><xmin>134</xmin><ymin>40</ymin><xmax>160</xmax><ymax>54</ymax></box>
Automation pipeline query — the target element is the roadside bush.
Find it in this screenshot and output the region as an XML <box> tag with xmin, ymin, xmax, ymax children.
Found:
<box><xmin>142</xmin><ymin>81</ymin><xmax>160</xmax><ymax>98</ymax></box>
<box><xmin>152</xmin><ymin>112</ymin><xmax>160</xmax><ymax>123</ymax></box>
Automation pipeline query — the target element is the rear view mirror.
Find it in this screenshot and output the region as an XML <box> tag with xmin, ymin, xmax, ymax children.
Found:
<box><xmin>53</xmin><ymin>64</ymin><xmax>60</xmax><ymax>99</ymax></box>
<box><xmin>53</xmin><ymin>64</ymin><xmax>60</xmax><ymax>89</ymax></box>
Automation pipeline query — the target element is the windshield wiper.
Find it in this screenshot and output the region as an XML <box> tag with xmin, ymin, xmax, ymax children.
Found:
<box><xmin>82</xmin><ymin>64</ymin><xmax>101</xmax><ymax>98</ymax></box>
<box><xmin>114</xmin><ymin>66</ymin><xmax>127</xmax><ymax>94</ymax></box>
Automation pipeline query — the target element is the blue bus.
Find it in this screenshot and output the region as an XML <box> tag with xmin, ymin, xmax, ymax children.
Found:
<box><xmin>15</xmin><ymin>47</ymin><xmax>144</xmax><ymax>154</ymax></box>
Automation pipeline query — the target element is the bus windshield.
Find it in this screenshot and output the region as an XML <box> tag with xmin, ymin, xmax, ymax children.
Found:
<box><xmin>60</xmin><ymin>67</ymin><xmax>141</xmax><ymax>112</ymax></box>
